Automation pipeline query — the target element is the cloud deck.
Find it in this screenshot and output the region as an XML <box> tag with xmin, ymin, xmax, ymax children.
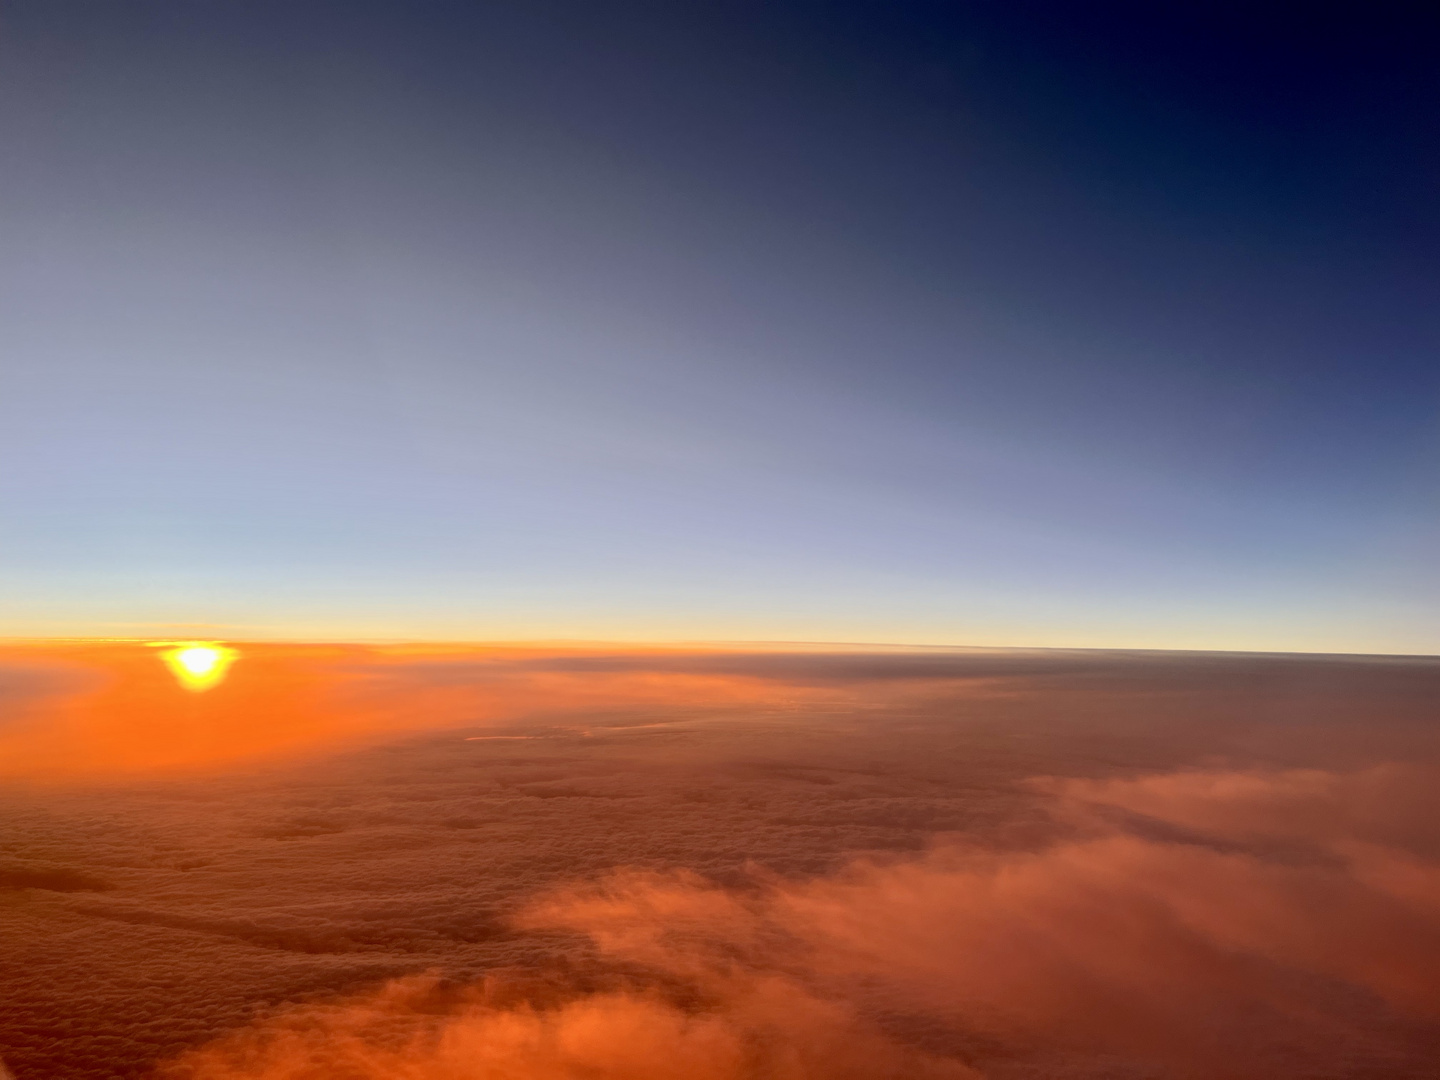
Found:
<box><xmin>3</xmin><ymin>647</ymin><xmax>1440</xmax><ymax>1078</ymax></box>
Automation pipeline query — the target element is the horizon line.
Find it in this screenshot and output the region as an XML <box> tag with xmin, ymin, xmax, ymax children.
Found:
<box><xmin>1</xmin><ymin>636</ymin><xmax>1436</xmax><ymax>662</ymax></box>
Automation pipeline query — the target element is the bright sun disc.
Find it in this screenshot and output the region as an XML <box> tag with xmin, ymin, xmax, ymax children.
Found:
<box><xmin>157</xmin><ymin>642</ymin><xmax>239</xmax><ymax>691</ymax></box>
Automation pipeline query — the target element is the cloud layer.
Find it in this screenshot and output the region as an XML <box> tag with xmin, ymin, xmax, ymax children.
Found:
<box><xmin>5</xmin><ymin>648</ymin><xmax>1440</xmax><ymax>1078</ymax></box>
<box><xmin>159</xmin><ymin>764</ymin><xmax>1440</xmax><ymax>1079</ymax></box>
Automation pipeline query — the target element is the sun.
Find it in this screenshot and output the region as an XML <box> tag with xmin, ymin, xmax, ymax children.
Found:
<box><xmin>155</xmin><ymin>642</ymin><xmax>239</xmax><ymax>692</ymax></box>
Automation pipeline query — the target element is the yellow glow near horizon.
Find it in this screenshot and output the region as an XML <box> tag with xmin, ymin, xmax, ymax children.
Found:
<box><xmin>156</xmin><ymin>642</ymin><xmax>239</xmax><ymax>691</ymax></box>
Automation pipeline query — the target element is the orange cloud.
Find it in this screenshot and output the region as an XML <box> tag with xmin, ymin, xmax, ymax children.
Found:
<box><xmin>0</xmin><ymin>642</ymin><xmax>861</xmax><ymax>779</ymax></box>
<box><xmin>156</xmin><ymin>763</ymin><xmax>1440</xmax><ymax>1078</ymax></box>
<box><xmin>156</xmin><ymin>973</ymin><xmax>975</xmax><ymax>1080</ymax></box>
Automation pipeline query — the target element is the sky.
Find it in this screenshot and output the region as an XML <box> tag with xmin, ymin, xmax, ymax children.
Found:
<box><xmin>1</xmin><ymin>1</ymin><xmax>1437</xmax><ymax>651</ymax></box>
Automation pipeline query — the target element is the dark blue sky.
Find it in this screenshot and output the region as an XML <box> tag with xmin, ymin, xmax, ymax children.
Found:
<box><xmin>2</xmin><ymin>1</ymin><xmax>1437</xmax><ymax>649</ymax></box>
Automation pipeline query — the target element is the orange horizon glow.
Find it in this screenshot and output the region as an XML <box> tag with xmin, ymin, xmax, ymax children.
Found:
<box><xmin>0</xmin><ymin>640</ymin><xmax>888</xmax><ymax>780</ymax></box>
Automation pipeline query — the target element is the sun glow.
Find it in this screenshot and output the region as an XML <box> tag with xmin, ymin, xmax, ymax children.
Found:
<box><xmin>156</xmin><ymin>642</ymin><xmax>239</xmax><ymax>691</ymax></box>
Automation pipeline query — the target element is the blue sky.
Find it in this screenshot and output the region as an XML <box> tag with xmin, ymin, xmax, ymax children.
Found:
<box><xmin>2</xmin><ymin>1</ymin><xmax>1437</xmax><ymax>651</ymax></box>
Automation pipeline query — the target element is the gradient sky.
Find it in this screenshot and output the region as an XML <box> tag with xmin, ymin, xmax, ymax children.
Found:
<box><xmin>1</xmin><ymin>1</ymin><xmax>1437</xmax><ymax>651</ymax></box>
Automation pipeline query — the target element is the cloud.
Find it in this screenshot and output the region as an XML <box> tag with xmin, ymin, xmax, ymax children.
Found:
<box><xmin>156</xmin><ymin>974</ymin><xmax>975</xmax><ymax>1080</ymax></box>
<box><xmin>0</xmin><ymin>642</ymin><xmax>868</xmax><ymax>779</ymax></box>
<box><xmin>0</xmin><ymin>862</ymin><xmax>110</xmax><ymax>892</ymax></box>
<box><xmin>1045</xmin><ymin>763</ymin><xmax>1440</xmax><ymax>857</ymax></box>
<box><xmin>7</xmin><ymin>642</ymin><xmax>1440</xmax><ymax>780</ymax></box>
<box><xmin>155</xmin><ymin>764</ymin><xmax>1440</xmax><ymax>1079</ymax></box>
<box><xmin>9</xmin><ymin>647</ymin><xmax>1440</xmax><ymax>1076</ymax></box>
<box><xmin>0</xmin><ymin>655</ymin><xmax>105</xmax><ymax>726</ymax></box>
